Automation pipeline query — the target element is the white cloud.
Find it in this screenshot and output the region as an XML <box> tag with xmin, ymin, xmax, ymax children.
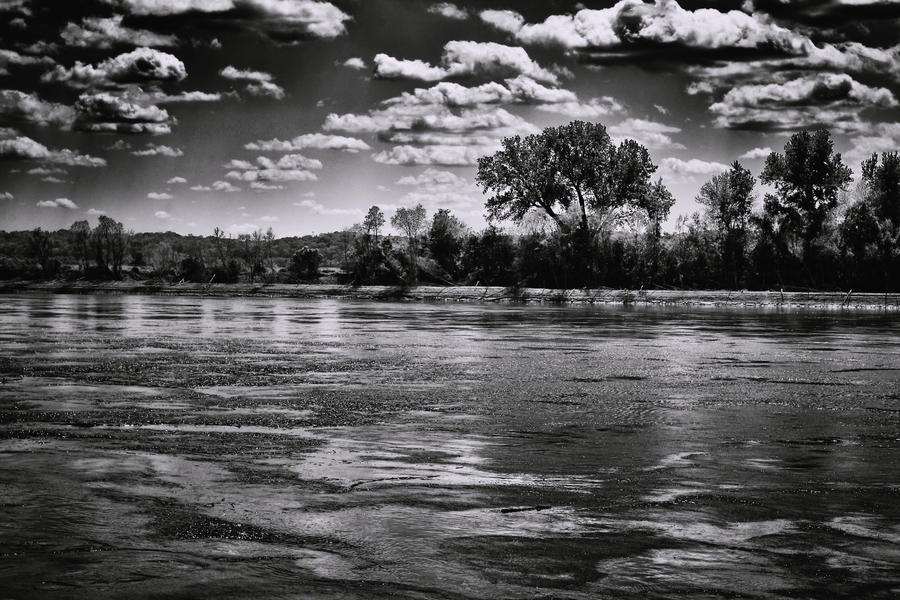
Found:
<box><xmin>374</xmin><ymin>40</ymin><xmax>560</xmax><ymax>84</ymax></box>
<box><xmin>342</xmin><ymin>57</ymin><xmax>366</xmax><ymax>70</ymax></box>
<box><xmin>0</xmin><ymin>191</ymin><xmax>13</xmax><ymax>201</ymax></box>
<box><xmin>37</xmin><ymin>197</ymin><xmax>79</xmax><ymax>209</ymax></box>
<box><xmin>373</xmin><ymin>144</ymin><xmax>497</xmax><ymax>166</ymax></box>
<box><xmin>74</xmin><ymin>91</ymin><xmax>172</xmax><ymax>135</ymax></box>
<box><xmin>227</xmin><ymin>223</ymin><xmax>261</xmax><ymax>235</ymax></box>
<box><xmin>42</xmin><ymin>47</ymin><xmax>187</xmax><ymax>88</ymax></box>
<box><xmin>148</xmin><ymin>192</ymin><xmax>174</xmax><ymax>200</ymax></box>
<box><xmin>86</xmin><ymin>207</ymin><xmax>106</xmax><ymax>215</ymax></box>
<box><xmin>132</xmin><ymin>144</ymin><xmax>183</xmax><ymax>157</ymax></box>
<box><xmin>396</xmin><ymin>168</ymin><xmax>466</xmax><ymax>186</ymax></box>
<box><xmin>738</xmin><ymin>147</ymin><xmax>772</xmax><ymax>160</ymax></box>
<box><xmin>0</xmin><ymin>90</ymin><xmax>75</xmax><ymax>128</ymax></box>
<box><xmin>293</xmin><ymin>199</ymin><xmax>362</xmax><ymax>216</ymax></box>
<box><xmin>107</xmin><ymin>0</ymin><xmax>351</xmax><ymax>41</ymax></box>
<box><xmin>154</xmin><ymin>210</ymin><xmax>172</xmax><ymax>219</ymax></box>
<box><xmin>245</xmin><ymin>133</ymin><xmax>370</xmax><ymax>152</ymax></box>
<box><xmin>223</xmin><ymin>154</ymin><xmax>321</xmax><ymax>183</ymax></box>
<box><xmin>213</xmin><ymin>180</ymin><xmax>241</xmax><ymax>192</ymax></box>
<box><xmin>220</xmin><ymin>65</ymin><xmax>285</xmax><ymax>99</ymax></box>
<box><xmin>535</xmin><ymin>97</ymin><xmax>624</xmax><ymax>118</ymax></box>
<box><xmin>609</xmin><ymin>118</ymin><xmax>685</xmax><ymax>150</ymax></box>
<box><xmin>167</xmin><ymin>176</ymin><xmax>188</xmax><ymax>184</ymax></box>
<box><xmin>259</xmin><ymin>215</ymin><xmax>279</xmax><ymax>222</ymax></box>
<box><xmin>479</xmin><ymin>10</ymin><xmax>524</xmax><ymax>34</ymax></box>
<box><xmin>659</xmin><ymin>157</ymin><xmax>730</xmax><ymax>179</ymax></box>
<box><xmin>0</xmin><ymin>135</ymin><xmax>106</xmax><ymax>167</ymax></box>
<box><xmin>428</xmin><ymin>2</ymin><xmax>468</xmax><ymax>20</ymax></box>
<box><xmin>250</xmin><ymin>181</ymin><xmax>284</xmax><ymax>190</ymax></box>
<box><xmin>61</xmin><ymin>15</ymin><xmax>178</xmax><ymax>48</ymax></box>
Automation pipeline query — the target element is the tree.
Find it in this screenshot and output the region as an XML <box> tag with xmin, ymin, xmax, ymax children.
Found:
<box><xmin>363</xmin><ymin>205</ymin><xmax>385</xmax><ymax>243</ymax></box>
<box><xmin>696</xmin><ymin>161</ymin><xmax>756</xmax><ymax>287</ymax></box>
<box><xmin>28</xmin><ymin>228</ymin><xmax>53</xmax><ymax>275</ymax></box>
<box><xmin>70</xmin><ymin>220</ymin><xmax>91</xmax><ymax>272</ymax></box>
<box><xmin>761</xmin><ymin>129</ymin><xmax>852</xmax><ymax>271</ymax></box>
<box><xmin>428</xmin><ymin>209</ymin><xmax>466</xmax><ymax>278</ymax></box>
<box><xmin>853</xmin><ymin>152</ymin><xmax>900</xmax><ymax>290</ymax></box>
<box><xmin>290</xmin><ymin>246</ymin><xmax>321</xmax><ymax>280</ymax></box>
<box><xmin>641</xmin><ymin>178</ymin><xmax>676</xmax><ymax>284</ymax></box>
<box><xmin>391</xmin><ymin>204</ymin><xmax>427</xmax><ymax>284</ymax></box>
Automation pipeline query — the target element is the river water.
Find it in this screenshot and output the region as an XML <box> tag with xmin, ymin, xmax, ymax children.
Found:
<box><xmin>0</xmin><ymin>294</ymin><xmax>898</xmax><ymax>599</ymax></box>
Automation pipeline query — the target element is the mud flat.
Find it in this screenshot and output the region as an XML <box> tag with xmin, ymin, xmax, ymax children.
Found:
<box><xmin>2</xmin><ymin>280</ymin><xmax>898</xmax><ymax>310</ymax></box>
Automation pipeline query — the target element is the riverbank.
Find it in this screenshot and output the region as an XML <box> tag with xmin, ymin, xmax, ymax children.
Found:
<box><xmin>1</xmin><ymin>280</ymin><xmax>898</xmax><ymax>310</ymax></box>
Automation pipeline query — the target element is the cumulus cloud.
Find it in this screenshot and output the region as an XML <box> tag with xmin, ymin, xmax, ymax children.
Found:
<box><xmin>396</xmin><ymin>168</ymin><xmax>466</xmax><ymax>186</ymax></box>
<box><xmin>325</xmin><ymin>105</ymin><xmax>536</xmax><ymax>138</ymax></box>
<box><xmin>223</xmin><ymin>154</ymin><xmax>321</xmax><ymax>182</ymax></box>
<box><xmin>61</xmin><ymin>15</ymin><xmax>178</xmax><ymax>48</ymax></box>
<box><xmin>167</xmin><ymin>176</ymin><xmax>187</xmax><ymax>184</ymax></box>
<box><xmin>480</xmin><ymin>2</ymin><xmax>805</xmax><ymax>53</ymax></box>
<box><xmin>383</xmin><ymin>76</ymin><xmax>577</xmax><ymax>109</ymax></box>
<box><xmin>293</xmin><ymin>199</ymin><xmax>362</xmax><ymax>216</ymax></box>
<box><xmin>86</xmin><ymin>208</ymin><xmax>106</xmax><ymax>215</ymax></box>
<box><xmin>148</xmin><ymin>192</ymin><xmax>174</xmax><ymax>200</ymax></box>
<box><xmin>535</xmin><ymin>97</ymin><xmax>624</xmax><ymax>118</ymax></box>
<box><xmin>659</xmin><ymin>157</ymin><xmax>730</xmax><ymax>180</ymax></box>
<box><xmin>709</xmin><ymin>73</ymin><xmax>896</xmax><ymax>131</ymax></box>
<box><xmin>0</xmin><ymin>49</ymin><xmax>55</xmax><ymax>75</ymax></box>
<box><xmin>131</xmin><ymin>143</ymin><xmax>183</xmax><ymax>157</ymax></box>
<box><xmin>244</xmin><ymin>133</ymin><xmax>370</xmax><ymax>152</ymax></box>
<box><xmin>342</xmin><ymin>57</ymin><xmax>366</xmax><ymax>70</ymax></box>
<box><xmin>220</xmin><ymin>65</ymin><xmax>285</xmax><ymax>99</ymax></box>
<box><xmin>374</xmin><ymin>41</ymin><xmax>561</xmax><ymax>84</ymax></box>
<box><xmin>0</xmin><ymin>89</ymin><xmax>75</xmax><ymax>128</ymax></box>
<box><xmin>74</xmin><ymin>91</ymin><xmax>173</xmax><ymax>134</ymax></box>
<box><xmin>154</xmin><ymin>210</ymin><xmax>172</xmax><ymax>219</ymax></box>
<box><xmin>609</xmin><ymin>118</ymin><xmax>685</xmax><ymax>150</ymax></box>
<box><xmin>428</xmin><ymin>2</ymin><xmax>468</xmax><ymax>20</ymax></box>
<box><xmin>37</xmin><ymin>198</ymin><xmax>79</xmax><ymax>209</ymax></box>
<box><xmin>0</xmin><ymin>191</ymin><xmax>13</xmax><ymax>201</ymax></box>
<box><xmin>0</xmin><ymin>135</ymin><xmax>106</xmax><ymax>167</ymax></box>
<box><xmin>738</xmin><ymin>147</ymin><xmax>773</xmax><ymax>160</ymax></box>
<box><xmin>372</xmin><ymin>144</ymin><xmax>497</xmax><ymax>166</ymax></box>
<box><xmin>42</xmin><ymin>47</ymin><xmax>187</xmax><ymax>88</ymax></box>
<box><xmin>105</xmin><ymin>0</ymin><xmax>351</xmax><ymax>42</ymax></box>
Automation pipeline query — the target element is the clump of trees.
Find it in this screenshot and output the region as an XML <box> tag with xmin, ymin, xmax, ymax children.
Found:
<box><xmin>2</xmin><ymin>122</ymin><xmax>898</xmax><ymax>292</ymax></box>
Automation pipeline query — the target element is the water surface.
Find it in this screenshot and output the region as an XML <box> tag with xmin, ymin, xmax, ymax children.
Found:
<box><xmin>1</xmin><ymin>294</ymin><xmax>898</xmax><ymax>599</ymax></box>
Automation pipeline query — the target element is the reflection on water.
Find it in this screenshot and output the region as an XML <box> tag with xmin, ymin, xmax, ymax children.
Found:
<box><xmin>1</xmin><ymin>293</ymin><xmax>899</xmax><ymax>599</ymax></box>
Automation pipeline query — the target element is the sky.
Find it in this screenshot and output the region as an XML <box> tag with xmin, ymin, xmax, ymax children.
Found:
<box><xmin>2</xmin><ymin>0</ymin><xmax>900</xmax><ymax>236</ymax></box>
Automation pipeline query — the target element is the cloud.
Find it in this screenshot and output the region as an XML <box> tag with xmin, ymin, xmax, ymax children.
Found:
<box><xmin>258</xmin><ymin>215</ymin><xmax>279</xmax><ymax>222</ymax></box>
<box><xmin>342</xmin><ymin>57</ymin><xmax>366</xmax><ymax>70</ymax></box>
<box><xmin>480</xmin><ymin>2</ymin><xmax>805</xmax><ymax>53</ymax></box>
<box><xmin>106</xmin><ymin>0</ymin><xmax>351</xmax><ymax>43</ymax></box>
<box><xmin>152</xmin><ymin>90</ymin><xmax>229</xmax><ymax>103</ymax></box>
<box><xmin>659</xmin><ymin>157</ymin><xmax>730</xmax><ymax>180</ymax></box>
<box><xmin>220</xmin><ymin>65</ymin><xmax>285</xmax><ymax>98</ymax></box>
<box><xmin>535</xmin><ymin>97</ymin><xmax>624</xmax><ymax>118</ymax></box>
<box><xmin>396</xmin><ymin>168</ymin><xmax>466</xmax><ymax>186</ymax></box>
<box><xmin>372</xmin><ymin>144</ymin><xmax>496</xmax><ymax>166</ymax></box>
<box><xmin>37</xmin><ymin>197</ymin><xmax>79</xmax><ymax>209</ymax></box>
<box><xmin>0</xmin><ymin>191</ymin><xmax>14</xmax><ymax>201</ymax></box>
<box><xmin>325</xmin><ymin>105</ymin><xmax>536</xmax><ymax>138</ymax></box>
<box><xmin>0</xmin><ymin>49</ymin><xmax>55</xmax><ymax>75</ymax></box>
<box><xmin>223</xmin><ymin>154</ymin><xmax>322</xmax><ymax>184</ymax></box>
<box><xmin>42</xmin><ymin>47</ymin><xmax>187</xmax><ymax>88</ymax></box>
<box><xmin>26</xmin><ymin>166</ymin><xmax>67</xmax><ymax>176</ymax></box>
<box><xmin>148</xmin><ymin>192</ymin><xmax>174</xmax><ymax>200</ymax></box>
<box><xmin>226</xmin><ymin>223</ymin><xmax>261</xmax><ymax>235</ymax></box>
<box><xmin>74</xmin><ymin>91</ymin><xmax>173</xmax><ymax>134</ymax></box>
<box><xmin>86</xmin><ymin>208</ymin><xmax>106</xmax><ymax>215</ymax></box>
<box><xmin>428</xmin><ymin>2</ymin><xmax>468</xmax><ymax>20</ymax></box>
<box><xmin>0</xmin><ymin>90</ymin><xmax>75</xmax><ymax>128</ymax></box>
<box><xmin>738</xmin><ymin>147</ymin><xmax>773</xmax><ymax>160</ymax></box>
<box><xmin>167</xmin><ymin>176</ymin><xmax>187</xmax><ymax>184</ymax></box>
<box><xmin>293</xmin><ymin>199</ymin><xmax>362</xmax><ymax>216</ymax></box>
<box><xmin>609</xmin><ymin>118</ymin><xmax>685</xmax><ymax>150</ymax></box>
<box><xmin>131</xmin><ymin>143</ymin><xmax>183</xmax><ymax>157</ymax></box>
<box><xmin>709</xmin><ymin>73</ymin><xmax>896</xmax><ymax>131</ymax></box>
<box><xmin>245</xmin><ymin>132</ymin><xmax>370</xmax><ymax>152</ymax></box>
<box><xmin>213</xmin><ymin>180</ymin><xmax>241</xmax><ymax>192</ymax></box>
<box><xmin>154</xmin><ymin>210</ymin><xmax>172</xmax><ymax>219</ymax></box>
<box><xmin>0</xmin><ymin>135</ymin><xmax>106</xmax><ymax>167</ymax></box>
<box><xmin>844</xmin><ymin>122</ymin><xmax>900</xmax><ymax>165</ymax></box>
<box><xmin>250</xmin><ymin>181</ymin><xmax>284</xmax><ymax>190</ymax></box>
<box><xmin>383</xmin><ymin>76</ymin><xmax>577</xmax><ymax>108</ymax></box>
<box><xmin>374</xmin><ymin>41</ymin><xmax>561</xmax><ymax>84</ymax></box>
<box><xmin>61</xmin><ymin>15</ymin><xmax>178</xmax><ymax>48</ymax></box>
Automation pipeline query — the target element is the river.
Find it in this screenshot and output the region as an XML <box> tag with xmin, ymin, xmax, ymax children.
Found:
<box><xmin>1</xmin><ymin>294</ymin><xmax>898</xmax><ymax>599</ymax></box>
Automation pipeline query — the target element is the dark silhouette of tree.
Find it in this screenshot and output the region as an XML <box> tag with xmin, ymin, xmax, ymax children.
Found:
<box><xmin>428</xmin><ymin>208</ymin><xmax>466</xmax><ymax>278</ymax></box>
<box><xmin>290</xmin><ymin>246</ymin><xmax>321</xmax><ymax>280</ymax></box>
<box><xmin>641</xmin><ymin>178</ymin><xmax>676</xmax><ymax>284</ymax></box>
<box><xmin>70</xmin><ymin>220</ymin><xmax>91</xmax><ymax>272</ymax></box>
<box><xmin>696</xmin><ymin>161</ymin><xmax>756</xmax><ymax>288</ymax></box>
<box><xmin>761</xmin><ymin>130</ymin><xmax>852</xmax><ymax>277</ymax></box>
<box><xmin>852</xmin><ymin>152</ymin><xmax>900</xmax><ymax>290</ymax></box>
<box><xmin>363</xmin><ymin>205</ymin><xmax>385</xmax><ymax>243</ymax></box>
<box><xmin>391</xmin><ymin>204</ymin><xmax>427</xmax><ymax>284</ymax></box>
<box><xmin>28</xmin><ymin>228</ymin><xmax>53</xmax><ymax>276</ymax></box>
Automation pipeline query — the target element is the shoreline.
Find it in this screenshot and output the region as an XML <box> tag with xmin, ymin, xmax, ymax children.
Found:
<box><xmin>1</xmin><ymin>280</ymin><xmax>898</xmax><ymax>310</ymax></box>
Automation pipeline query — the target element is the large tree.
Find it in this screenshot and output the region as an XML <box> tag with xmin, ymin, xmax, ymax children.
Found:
<box><xmin>761</xmin><ymin>129</ymin><xmax>852</xmax><ymax>267</ymax></box>
<box><xmin>696</xmin><ymin>161</ymin><xmax>756</xmax><ymax>287</ymax></box>
<box><xmin>476</xmin><ymin>121</ymin><xmax>658</xmax><ymax>235</ymax></box>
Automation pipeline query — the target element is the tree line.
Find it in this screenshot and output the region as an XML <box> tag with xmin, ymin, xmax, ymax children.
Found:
<box><xmin>2</xmin><ymin>122</ymin><xmax>898</xmax><ymax>292</ymax></box>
